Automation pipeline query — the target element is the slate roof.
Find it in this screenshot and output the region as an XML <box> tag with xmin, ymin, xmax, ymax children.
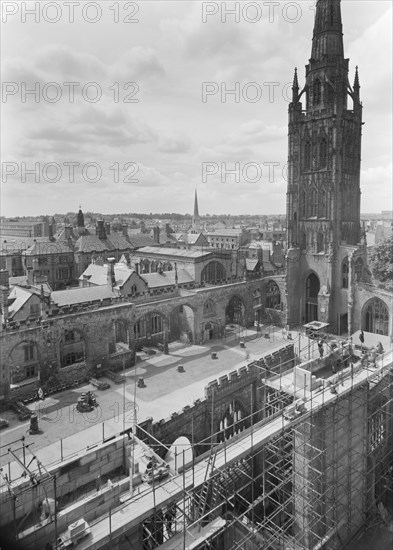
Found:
<box><xmin>205</xmin><ymin>229</ymin><xmax>244</xmax><ymax>237</ymax></box>
<box><xmin>171</xmin><ymin>233</ymin><xmax>208</xmax><ymax>246</ymax></box>
<box><xmin>23</xmin><ymin>240</ymin><xmax>74</xmax><ymax>256</ymax></box>
<box><xmin>9</xmin><ymin>276</ymin><xmax>52</xmax><ymax>294</ymax></box>
<box><xmin>7</xmin><ymin>286</ymin><xmax>39</xmax><ymax>319</ymax></box>
<box><xmin>55</xmin><ymin>227</ymin><xmax>78</xmax><ymax>241</ymax></box>
<box><xmin>1</xmin><ymin>237</ymin><xmax>47</xmax><ymax>254</ymax></box>
<box><xmin>128</xmin><ymin>234</ymin><xmax>159</xmax><ymax>248</ymax></box>
<box><xmin>75</xmin><ymin>233</ymin><xmax>133</xmax><ymax>253</ymax></box>
<box><xmin>51</xmin><ymin>286</ymin><xmax>117</xmax><ymax>307</ymax></box>
<box><xmin>136</xmin><ymin>246</ymin><xmax>213</xmax><ymax>259</ymax></box>
<box><xmin>140</xmin><ymin>269</ymin><xmax>194</xmax><ymax>289</ymax></box>
<box><xmin>79</xmin><ymin>263</ymin><xmax>136</xmax><ymax>289</ymax></box>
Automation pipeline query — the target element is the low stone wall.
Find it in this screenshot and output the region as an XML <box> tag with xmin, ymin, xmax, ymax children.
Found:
<box><xmin>0</xmin><ymin>435</ymin><xmax>127</xmax><ymax>529</ymax></box>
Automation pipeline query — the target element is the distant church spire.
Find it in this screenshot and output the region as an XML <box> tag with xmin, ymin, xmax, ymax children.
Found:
<box><xmin>193</xmin><ymin>189</ymin><xmax>199</xmax><ymax>218</ymax></box>
<box><xmin>191</xmin><ymin>189</ymin><xmax>200</xmax><ymax>233</ymax></box>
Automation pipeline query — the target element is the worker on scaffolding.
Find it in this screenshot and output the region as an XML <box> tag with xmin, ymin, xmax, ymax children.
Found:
<box><xmin>317</xmin><ymin>340</ymin><xmax>324</xmax><ymax>359</ymax></box>
<box><xmin>165</xmin><ymin>505</ymin><xmax>176</xmax><ymax>534</ymax></box>
<box><xmin>376</xmin><ymin>341</ymin><xmax>384</xmax><ymax>355</ymax></box>
<box><xmin>359</xmin><ymin>330</ymin><xmax>365</xmax><ymax>349</ymax></box>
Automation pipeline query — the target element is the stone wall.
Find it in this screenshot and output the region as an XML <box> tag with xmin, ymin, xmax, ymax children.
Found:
<box><xmin>1</xmin><ymin>278</ymin><xmax>289</xmax><ymax>400</ymax></box>
<box><xmin>139</xmin><ymin>345</ymin><xmax>295</xmax><ymax>456</ymax></box>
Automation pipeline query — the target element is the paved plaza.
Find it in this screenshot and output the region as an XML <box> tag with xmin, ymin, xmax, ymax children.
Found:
<box><xmin>0</xmin><ymin>327</ymin><xmax>291</xmax><ymax>475</ymax></box>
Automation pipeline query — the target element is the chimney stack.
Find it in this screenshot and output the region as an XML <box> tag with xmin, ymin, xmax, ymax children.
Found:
<box><xmin>135</xmin><ymin>262</ymin><xmax>139</xmax><ymax>275</ymax></box>
<box><xmin>97</xmin><ymin>220</ymin><xmax>106</xmax><ymax>240</ymax></box>
<box><xmin>107</xmin><ymin>258</ymin><xmax>116</xmax><ymax>289</ymax></box>
<box><xmin>153</xmin><ymin>226</ymin><xmax>160</xmax><ymax>244</ymax></box>
<box><xmin>105</xmin><ymin>222</ymin><xmax>111</xmax><ymax>235</ymax></box>
<box><xmin>122</xmin><ymin>224</ymin><xmax>128</xmax><ymax>238</ymax></box>
<box><xmin>64</xmin><ymin>225</ymin><xmax>72</xmax><ymax>240</ymax></box>
<box><xmin>0</xmin><ymin>270</ymin><xmax>10</xmax><ymax>324</ymax></box>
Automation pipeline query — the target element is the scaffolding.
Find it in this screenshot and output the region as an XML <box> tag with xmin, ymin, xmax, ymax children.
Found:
<box><xmin>136</xmin><ymin>345</ymin><xmax>393</xmax><ymax>550</ymax></box>
<box><xmin>2</xmin><ymin>341</ymin><xmax>392</xmax><ymax>550</ymax></box>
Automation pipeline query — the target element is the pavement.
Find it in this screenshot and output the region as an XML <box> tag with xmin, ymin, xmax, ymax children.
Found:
<box><xmin>0</xmin><ymin>327</ymin><xmax>290</xmax><ymax>478</ymax></box>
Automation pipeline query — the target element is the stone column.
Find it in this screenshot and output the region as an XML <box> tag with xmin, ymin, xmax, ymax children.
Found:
<box><xmin>163</xmin><ymin>319</ymin><xmax>169</xmax><ymax>354</ymax></box>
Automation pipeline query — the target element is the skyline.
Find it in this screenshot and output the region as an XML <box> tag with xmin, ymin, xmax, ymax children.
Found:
<box><xmin>1</xmin><ymin>1</ymin><xmax>392</xmax><ymax>217</ymax></box>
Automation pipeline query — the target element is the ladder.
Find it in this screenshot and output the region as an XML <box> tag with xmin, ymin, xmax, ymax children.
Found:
<box><xmin>197</xmin><ymin>452</ymin><xmax>217</xmax><ymax>523</ymax></box>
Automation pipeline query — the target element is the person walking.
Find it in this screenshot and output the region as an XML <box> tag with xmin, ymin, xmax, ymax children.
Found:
<box><xmin>359</xmin><ymin>330</ymin><xmax>365</xmax><ymax>351</ymax></box>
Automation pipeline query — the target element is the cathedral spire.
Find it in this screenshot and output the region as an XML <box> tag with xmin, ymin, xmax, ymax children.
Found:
<box><xmin>311</xmin><ymin>0</ymin><xmax>344</xmax><ymax>62</ymax></box>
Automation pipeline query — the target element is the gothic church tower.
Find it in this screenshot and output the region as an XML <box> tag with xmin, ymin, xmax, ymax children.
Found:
<box><xmin>286</xmin><ymin>0</ymin><xmax>365</xmax><ymax>333</ymax></box>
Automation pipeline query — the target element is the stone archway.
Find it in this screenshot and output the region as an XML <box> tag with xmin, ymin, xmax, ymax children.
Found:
<box><xmin>114</xmin><ymin>319</ymin><xmax>130</xmax><ymax>351</ymax></box>
<box><xmin>134</xmin><ymin>311</ymin><xmax>168</xmax><ymax>350</ymax></box>
<box><xmin>169</xmin><ymin>304</ymin><xmax>195</xmax><ymax>344</ymax></box>
<box><xmin>226</xmin><ymin>295</ymin><xmax>245</xmax><ymax>326</ymax></box>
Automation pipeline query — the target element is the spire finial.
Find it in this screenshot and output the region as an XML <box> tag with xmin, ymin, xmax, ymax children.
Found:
<box><xmin>292</xmin><ymin>67</ymin><xmax>299</xmax><ymax>103</ymax></box>
<box><xmin>354</xmin><ymin>66</ymin><xmax>360</xmax><ymax>89</ymax></box>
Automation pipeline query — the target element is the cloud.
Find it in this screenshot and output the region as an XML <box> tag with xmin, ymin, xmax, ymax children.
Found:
<box><xmin>110</xmin><ymin>47</ymin><xmax>165</xmax><ymax>82</ymax></box>
<box><xmin>157</xmin><ymin>133</ymin><xmax>191</xmax><ymax>153</ymax></box>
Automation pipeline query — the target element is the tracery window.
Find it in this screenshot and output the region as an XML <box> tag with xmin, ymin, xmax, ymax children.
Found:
<box><xmin>342</xmin><ymin>257</ymin><xmax>349</xmax><ymax>288</ymax></box>
<box><xmin>320</xmin><ymin>138</ymin><xmax>327</xmax><ymax>168</ymax></box>
<box><xmin>313</xmin><ymin>79</ymin><xmax>321</xmax><ymax>105</ymax></box>
<box><xmin>265</xmin><ymin>281</ymin><xmax>281</xmax><ymax>309</ymax></box>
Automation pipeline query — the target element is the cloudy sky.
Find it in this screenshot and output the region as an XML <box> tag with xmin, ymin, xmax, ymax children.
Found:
<box><xmin>1</xmin><ymin>0</ymin><xmax>392</xmax><ymax>217</ymax></box>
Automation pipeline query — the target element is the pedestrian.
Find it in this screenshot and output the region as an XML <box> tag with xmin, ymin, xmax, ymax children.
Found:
<box><xmin>317</xmin><ymin>340</ymin><xmax>324</xmax><ymax>358</ymax></box>
<box><xmin>359</xmin><ymin>330</ymin><xmax>365</xmax><ymax>350</ymax></box>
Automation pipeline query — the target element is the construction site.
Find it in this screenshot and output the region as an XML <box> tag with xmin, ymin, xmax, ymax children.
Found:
<box><xmin>1</xmin><ymin>330</ymin><xmax>392</xmax><ymax>550</ymax></box>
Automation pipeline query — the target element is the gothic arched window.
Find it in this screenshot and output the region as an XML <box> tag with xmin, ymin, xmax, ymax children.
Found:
<box><xmin>311</xmin><ymin>188</ymin><xmax>318</xmax><ymax>217</ymax></box>
<box><xmin>313</xmin><ymin>79</ymin><xmax>321</xmax><ymax>106</ymax></box>
<box><xmin>300</xmin><ymin>230</ymin><xmax>307</xmax><ymax>250</ymax></box>
<box><xmin>301</xmin><ymin>190</ymin><xmax>307</xmax><ymax>217</ymax></box>
<box><xmin>326</xmin><ymin>84</ymin><xmax>335</xmax><ymax>104</ymax></box>
<box><xmin>304</xmin><ymin>142</ymin><xmax>311</xmax><ymax>170</ymax></box>
<box><xmin>320</xmin><ymin>138</ymin><xmax>328</xmax><ymax>168</ymax></box>
<box><xmin>265</xmin><ymin>281</ymin><xmax>281</xmax><ymax>309</ymax></box>
<box><xmin>316</xmin><ymin>232</ymin><xmax>324</xmax><ymax>253</ymax></box>
<box><xmin>342</xmin><ymin>257</ymin><xmax>349</xmax><ymax>288</ymax></box>
<box><xmin>319</xmin><ymin>188</ymin><xmax>327</xmax><ymax>218</ymax></box>
<box><xmin>201</xmin><ymin>261</ymin><xmax>226</xmax><ymax>284</ymax></box>
<box><xmin>364</xmin><ymin>299</ymin><xmax>389</xmax><ymax>336</ymax></box>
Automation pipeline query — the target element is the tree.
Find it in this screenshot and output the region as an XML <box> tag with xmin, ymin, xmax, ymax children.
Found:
<box><xmin>369</xmin><ymin>235</ymin><xmax>393</xmax><ymax>291</ymax></box>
